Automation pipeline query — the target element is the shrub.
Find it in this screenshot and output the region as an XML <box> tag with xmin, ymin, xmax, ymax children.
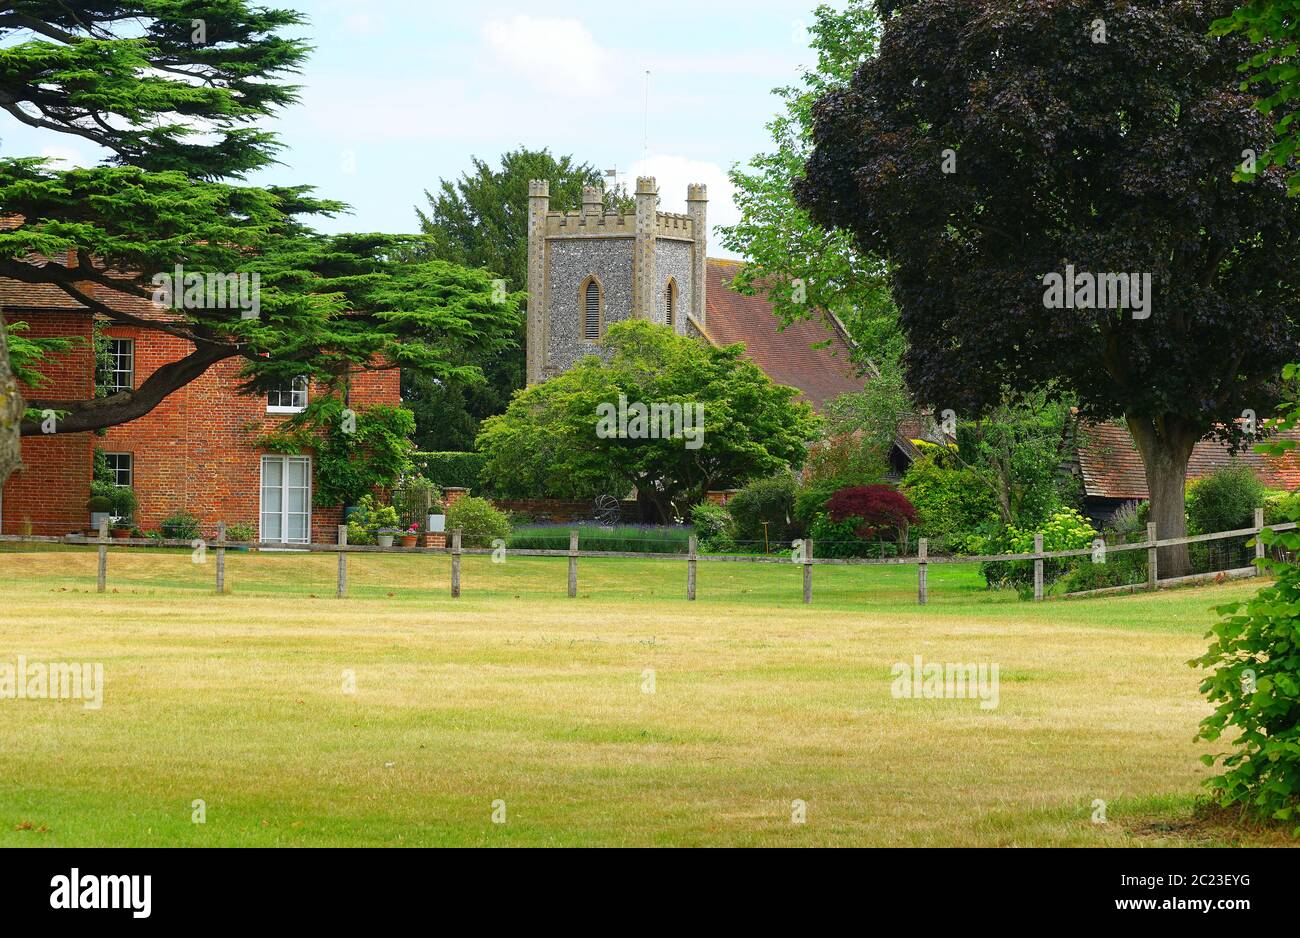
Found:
<box><xmin>159</xmin><ymin>512</ymin><xmax>202</xmax><ymax>540</ymax></box>
<box><xmin>447</xmin><ymin>496</ymin><xmax>511</xmax><ymax>548</ymax></box>
<box><xmin>1186</xmin><ymin>466</ymin><xmax>1266</xmax><ymax>535</ymax></box>
<box><xmin>826</xmin><ymin>485</ymin><xmax>917</xmax><ymax>539</ymax></box>
<box><xmin>690</xmin><ymin>502</ymin><xmax>735</xmax><ymax>553</ymax></box>
<box><xmin>900</xmin><ymin>444</ymin><xmax>1000</xmax><ymax>550</ymax></box>
<box><xmin>415</xmin><ymin>452</ymin><xmax>486</xmax><ymax>491</ymax></box>
<box><xmin>727</xmin><ymin>474</ymin><xmax>799</xmax><ymax>551</ymax></box>
<box><xmin>1061</xmin><ymin>549</ymin><xmax>1148</xmax><ymax>594</ymax></box>
<box><xmin>1265</xmin><ymin>490</ymin><xmax>1300</xmax><ymax>525</ymax></box>
<box><xmin>226</xmin><ymin>522</ymin><xmax>256</xmax><ymax>543</ymax></box>
<box><xmin>346</xmin><ymin>494</ymin><xmax>399</xmax><ymax>546</ymax></box>
<box><xmin>980</xmin><ymin>508</ymin><xmax>1098</xmax><ymax>596</ymax></box>
<box><xmin>1192</xmin><ymin>528</ymin><xmax>1300</xmax><ymax>835</ymax></box>
<box><xmin>793</xmin><ymin>480</ymin><xmax>842</xmax><ymax>527</ymax></box>
<box><xmin>87</xmin><ymin>495</ymin><xmax>112</xmax><ymax>513</ymax></box>
<box><xmin>109</xmin><ymin>486</ymin><xmax>137</xmax><ymax>524</ymax></box>
<box><xmin>810</xmin><ymin>513</ymin><xmax>901</xmax><ymax>559</ymax></box>
<box><xmin>802</xmin><ymin>432</ymin><xmax>877</xmax><ymax>487</ymax></box>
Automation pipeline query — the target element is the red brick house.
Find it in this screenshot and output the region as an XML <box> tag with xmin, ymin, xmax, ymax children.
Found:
<box><xmin>0</xmin><ymin>262</ymin><xmax>399</xmax><ymax>542</ymax></box>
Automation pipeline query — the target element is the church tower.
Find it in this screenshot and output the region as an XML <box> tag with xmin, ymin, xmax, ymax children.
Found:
<box><xmin>525</xmin><ymin>177</ymin><xmax>709</xmax><ymax>385</ymax></box>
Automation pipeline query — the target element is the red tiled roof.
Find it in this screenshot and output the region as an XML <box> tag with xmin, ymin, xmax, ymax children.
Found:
<box><xmin>1078</xmin><ymin>421</ymin><xmax>1300</xmax><ymax>499</ymax></box>
<box><xmin>703</xmin><ymin>258</ymin><xmax>864</xmax><ymax>412</ymax></box>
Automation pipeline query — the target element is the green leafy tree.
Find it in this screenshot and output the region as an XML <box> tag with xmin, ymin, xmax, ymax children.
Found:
<box><xmin>1214</xmin><ymin>1</ymin><xmax>1300</xmax><ymax>194</ymax></box>
<box><xmin>476</xmin><ymin>321</ymin><xmax>820</xmax><ymax>522</ymax></box>
<box><xmin>0</xmin><ymin>2</ymin><xmax>520</xmax><ymax>489</ymax></box>
<box><xmin>720</xmin><ymin>1</ymin><xmax>900</xmax><ymax>368</ymax></box>
<box><xmin>796</xmin><ymin>0</ymin><xmax>1300</xmax><ymax>577</ymax></box>
<box><xmin>1192</xmin><ymin>362</ymin><xmax>1300</xmax><ymax>832</ymax></box>
<box><xmin>407</xmin><ymin>148</ymin><xmax>635</xmax><ymax>448</ymax></box>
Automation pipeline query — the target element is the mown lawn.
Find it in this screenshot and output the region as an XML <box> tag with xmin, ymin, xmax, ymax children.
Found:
<box><xmin>0</xmin><ymin>545</ymin><xmax>1292</xmax><ymax>846</ymax></box>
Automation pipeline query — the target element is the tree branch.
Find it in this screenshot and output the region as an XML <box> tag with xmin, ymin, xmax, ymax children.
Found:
<box><xmin>21</xmin><ymin>343</ymin><xmax>239</xmax><ymax>434</ymax></box>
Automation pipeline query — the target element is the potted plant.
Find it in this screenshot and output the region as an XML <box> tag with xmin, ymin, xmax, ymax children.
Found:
<box><xmin>109</xmin><ymin>487</ymin><xmax>138</xmax><ymax>538</ymax></box>
<box><xmin>346</xmin><ymin>495</ymin><xmax>401</xmax><ymax>546</ymax></box>
<box><xmin>87</xmin><ymin>495</ymin><xmax>112</xmax><ymax>532</ymax></box>
<box><xmin>400</xmin><ymin>523</ymin><xmax>420</xmax><ymax>548</ymax></box>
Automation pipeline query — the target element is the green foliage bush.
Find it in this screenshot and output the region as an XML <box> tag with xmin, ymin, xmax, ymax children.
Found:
<box><xmin>1186</xmin><ymin>467</ymin><xmax>1266</xmax><ymax>535</ymax></box>
<box><xmin>793</xmin><ymin>480</ymin><xmax>842</xmax><ymax>527</ymax></box>
<box><xmin>727</xmin><ymin>474</ymin><xmax>800</xmax><ymax>551</ymax></box>
<box><xmin>346</xmin><ymin>494</ymin><xmax>399</xmax><ymax>546</ymax></box>
<box><xmin>980</xmin><ymin>509</ymin><xmax>1098</xmax><ymax>596</ymax></box>
<box><xmin>900</xmin><ymin>443</ymin><xmax>1001</xmax><ymax>553</ymax></box>
<box><xmin>447</xmin><ymin>496</ymin><xmax>512</xmax><ymax>548</ymax></box>
<box><xmin>414</xmin><ymin>452</ymin><xmax>486</xmax><ymax>492</ymax></box>
<box><xmin>159</xmin><ymin>512</ymin><xmax>202</xmax><ymax>540</ymax></box>
<box><xmin>690</xmin><ymin>502</ymin><xmax>735</xmax><ymax>553</ymax></box>
<box><xmin>1192</xmin><ymin>524</ymin><xmax>1300</xmax><ymax>835</ymax></box>
<box><xmin>1265</xmin><ymin>490</ymin><xmax>1300</xmax><ymax>525</ymax></box>
<box><xmin>109</xmin><ymin>486</ymin><xmax>138</xmax><ymax>524</ymax></box>
<box><xmin>225</xmin><ymin>522</ymin><xmax>256</xmax><ymax>543</ymax></box>
<box><xmin>809</xmin><ymin>513</ymin><xmax>900</xmax><ymax>559</ymax></box>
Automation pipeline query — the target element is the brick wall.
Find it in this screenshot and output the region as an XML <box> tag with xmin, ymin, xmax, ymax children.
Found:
<box><xmin>98</xmin><ymin>326</ymin><xmax>399</xmax><ymax>541</ymax></box>
<box><xmin>2</xmin><ymin>311</ymin><xmax>95</xmax><ymax>535</ymax></box>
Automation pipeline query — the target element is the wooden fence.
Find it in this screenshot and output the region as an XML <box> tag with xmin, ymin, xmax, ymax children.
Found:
<box><xmin>1</xmin><ymin>513</ymin><xmax>1293</xmax><ymax>605</ymax></box>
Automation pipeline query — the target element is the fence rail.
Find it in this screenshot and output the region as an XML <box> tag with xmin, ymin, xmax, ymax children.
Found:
<box><xmin>1</xmin><ymin>514</ymin><xmax>1292</xmax><ymax>605</ymax></box>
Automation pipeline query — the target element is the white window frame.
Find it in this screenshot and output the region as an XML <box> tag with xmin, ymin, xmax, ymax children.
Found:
<box><xmin>103</xmin><ymin>452</ymin><xmax>133</xmax><ymax>488</ymax></box>
<box><xmin>267</xmin><ymin>375</ymin><xmax>309</xmax><ymax>414</ymax></box>
<box><xmin>105</xmin><ymin>338</ymin><xmax>134</xmax><ymax>392</ymax></box>
<box><xmin>259</xmin><ymin>455</ymin><xmax>312</xmax><ymax>545</ymax></box>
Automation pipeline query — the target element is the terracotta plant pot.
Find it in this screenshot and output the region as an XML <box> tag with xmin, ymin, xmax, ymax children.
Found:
<box><xmin>400</xmin><ymin>535</ymin><xmax>419</xmax><ymax>548</ymax></box>
<box><xmin>111</xmin><ymin>528</ymin><xmax>132</xmax><ymax>539</ymax></box>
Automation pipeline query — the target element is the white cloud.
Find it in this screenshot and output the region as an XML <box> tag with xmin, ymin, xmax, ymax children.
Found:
<box><xmin>482</xmin><ymin>15</ymin><xmax>612</xmax><ymax>97</ymax></box>
<box><xmin>628</xmin><ymin>153</ymin><xmax>741</xmax><ymax>257</ymax></box>
<box><xmin>39</xmin><ymin>145</ymin><xmax>90</xmax><ymax>170</ymax></box>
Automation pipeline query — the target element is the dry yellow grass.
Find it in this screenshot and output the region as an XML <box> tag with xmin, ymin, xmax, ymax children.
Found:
<box><xmin>0</xmin><ymin>546</ymin><xmax>1292</xmax><ymax>846</ymax></box>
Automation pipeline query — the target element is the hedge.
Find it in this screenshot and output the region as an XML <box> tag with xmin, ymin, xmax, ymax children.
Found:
<box><xmin>413</xmin><ymin>452</ymin><xmax>486</xmax><ymax>491</ymax></box>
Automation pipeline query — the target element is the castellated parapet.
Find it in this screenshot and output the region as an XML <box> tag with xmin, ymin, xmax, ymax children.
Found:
<box><xmin>525</xmin><ymin>177</ymin><xmax>709</xmax><ymax>385</ymax></box>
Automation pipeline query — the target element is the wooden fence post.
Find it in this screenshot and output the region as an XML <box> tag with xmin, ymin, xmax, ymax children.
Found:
<box><xmin>1255</xmin><ymin>507</ymin><xmax>1266</xmax><ymax>572</ymax></box>
<box><xmin>97</xmin><ymin>518</ymin><xmax>108</xmax><ymax>593</ymax></box>
<box><xmin>215</xmin><ymin>521</ymin><xmax>226</xmax><ymax>594</ymax></box>
<box><xmin>451</xmin><ymin>528</ymin><xmax>462</xmax><ymax>598</ymax></box>
<box><xmin>1033</xmin><ymin>533</ymin><xmax>1044</xmax><ymax>602</ymax></box>
<box><xmin>687</xmin><ymin>534</ymin><xmax>697</xmax><ymax>601</ymax></box>
<box><xmin>802</xmin><ymin>538</ymin><xmax>813</xmax><ymax>605</ymax></box>
<box><xmin>1147</xmin><ymin>522</ymin><xmax>1158</xmax><ymax>590</ymax></box>
<box><xmin>567</xmin><ymin>530</ymin><xmax>578</xmax><ymax>598</ymax></box>
<box><xmin>337</xmin><ymin>524</ymin><xmax>348</xmax><ymax>598</ymax></box>
<box><xmin>918</xmin><ymin>537</ymin><xmax>928</xmax><ymax>605</ymax></box>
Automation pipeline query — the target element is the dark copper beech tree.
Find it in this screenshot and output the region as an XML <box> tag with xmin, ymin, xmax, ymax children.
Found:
<box><xmin>796</xmin><ymin>0</ymin><xmax>1300</xmax><ymax>576</ymax></box>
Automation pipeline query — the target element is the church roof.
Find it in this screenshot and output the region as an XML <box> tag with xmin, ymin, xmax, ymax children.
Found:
<box><xmin>702</xmin><ymin>258</ymin><xmax>864</xmax><ymax>412</ymax></box>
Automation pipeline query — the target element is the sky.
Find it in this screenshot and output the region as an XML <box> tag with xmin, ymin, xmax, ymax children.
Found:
<box><xmin>2</xmin><ymin>0</ymin><xmax>831</xmax><ymax>260</ymax></box>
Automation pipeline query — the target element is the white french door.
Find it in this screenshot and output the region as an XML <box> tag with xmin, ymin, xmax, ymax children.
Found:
<box><xmin>260</xmin><ymin>455</ymin><xmax>312</xmax><ymax>544</ymax></box>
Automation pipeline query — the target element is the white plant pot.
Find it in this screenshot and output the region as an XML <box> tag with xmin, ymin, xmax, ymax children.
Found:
<box><xmin>378</xmin><ymin>534</ymin><xmax>395</xmax><ymax>548</ymax></box>
<box><xmin>428</xmin><ymin>514</ymin><xmax>446</xmax><ymax>533</ymax></box>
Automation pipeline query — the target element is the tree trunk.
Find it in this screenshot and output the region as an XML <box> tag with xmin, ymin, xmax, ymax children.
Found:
<box><xmin>0</xmin><ymin>317</ymin><xmax>25</xmax><ymax>489</ymax></box>
<box><xmin>1126</xmin><ymin>415</ymin><xmax>1199</xmax><ymax>580</ymax></box>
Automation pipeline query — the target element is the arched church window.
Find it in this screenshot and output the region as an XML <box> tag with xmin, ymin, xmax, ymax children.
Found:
<box><xmin>666</xmin><ymin>279</ymin><xmax>678</xmax><ymax>328</ymax></box>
